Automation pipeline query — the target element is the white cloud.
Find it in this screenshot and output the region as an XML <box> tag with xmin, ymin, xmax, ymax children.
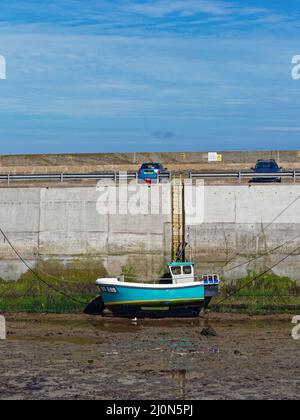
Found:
<box><xmin>123</xmin><ymin>0</ymin><xmax>233</xmax><ymax>18</ymax></box>
<box><xmin>0</xmin><ymin>27</ymin><xmax>298</xmax><ymax>121</ymax></box>
<box><xmin>0</xmin><ymin>1</ymin><xmax>300</xmax><ymax>152</ymax></box>
<box><xmin>0</xmin><ymin>1</ymin><xmax>297</xmax><ymax>35</ymax></box>
<box><xmin>122</xmin><ymin>0</ymin><xmax>278</xmax><ymax>21</ymax></box>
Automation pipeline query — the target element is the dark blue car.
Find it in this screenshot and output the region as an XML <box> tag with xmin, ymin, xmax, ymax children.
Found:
<box><xmin>138</xmin><ymin>163</ymin><xmax>168</xmax><ymax>183</ymax></box>
<box><xmin>251</xmin><ymin>159</ymin><xmax>282</xmax><ymax>183</ymax></box>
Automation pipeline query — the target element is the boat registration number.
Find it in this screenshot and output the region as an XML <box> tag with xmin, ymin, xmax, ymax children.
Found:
<box><xmin>100</xmin><ymin>286</ymin><xmax>118</xmax><ymax>294</ymax></box>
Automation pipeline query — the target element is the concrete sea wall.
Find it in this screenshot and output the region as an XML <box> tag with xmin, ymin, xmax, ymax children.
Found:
<box><xmin>187</xmin><ymin>185</ymin><xmax>300</xmax><ymax>282</ymax></box>
<box><xmin>0</xmin><ymin>186</ymin><xmax>172</xmax><ymax>282</ymax></box>
<box><xmin>1</xmin><ymin>184</ymin><xmax>300</xmax><ymax>282</ymax></box>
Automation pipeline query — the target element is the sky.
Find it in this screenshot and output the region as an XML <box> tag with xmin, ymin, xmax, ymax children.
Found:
<box><xmin>0</xmin><ymin>0</ymin><xmax>300</xmax><ymax>154</ymax></box>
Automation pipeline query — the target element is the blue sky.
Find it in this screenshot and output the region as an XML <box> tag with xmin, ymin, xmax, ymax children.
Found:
<box><xmin>0</xmin><ymin>0</ymin><xmax>300</xmax><ymax>154</ymax></box>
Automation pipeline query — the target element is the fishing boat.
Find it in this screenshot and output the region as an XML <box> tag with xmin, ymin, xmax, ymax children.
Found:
<box><xmin>93</xmin><ymin>262</ymin><xmax>220</xmax><ymax>318</ymax></box>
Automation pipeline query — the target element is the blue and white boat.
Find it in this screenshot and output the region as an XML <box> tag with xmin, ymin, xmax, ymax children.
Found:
<box><xmin>95</xmin><ymin>262</ymin><xmax>220</xmax><ymax>318</ymax></box>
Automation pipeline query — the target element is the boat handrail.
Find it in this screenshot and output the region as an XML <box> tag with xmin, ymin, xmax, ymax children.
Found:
<box><xmin>117</xmin><ymin>274</ymin><xmax>220</xmax><ymax>284</ymax></box>
<box><xmin>118</xmin><ymin>275</ymin><xmax>173</xmax><ymax>284</ymax></box>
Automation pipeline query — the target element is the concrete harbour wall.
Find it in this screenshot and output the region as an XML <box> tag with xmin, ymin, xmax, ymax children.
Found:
<box><xmin>186</xmin><ymin>185</ymin><xmax>300</xmax><ymax>281</ymax></box>
<box><xmin>1</xmin><ymin>184</ymin><xmax>300</xmax><ymax>282</ymax></box>
<box><xmin>0</xmin><ymin>186</ymin><xmax>172</xmax><ymax>282</ymax></box>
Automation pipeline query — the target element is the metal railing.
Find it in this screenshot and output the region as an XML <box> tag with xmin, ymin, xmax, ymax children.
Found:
<box><xmin>1</xmin><ymin>170</ymin><xmax>299</xmax><ymax>185</ymax></box>
<box><xmin>189</xmin><ymin>171</ymin><xmax>300</xmax><ymax>183</ymax></box>
<box><xmin>0</xmin><ymin>172</ymin><xmax>171</xmax><ymax>185</ymax></box>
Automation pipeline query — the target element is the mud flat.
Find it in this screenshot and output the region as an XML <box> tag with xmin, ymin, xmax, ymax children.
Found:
<box><xmin>0</xmin><ymin>313</ymin><xmax>299</xmax><ymax>400</ymax></box>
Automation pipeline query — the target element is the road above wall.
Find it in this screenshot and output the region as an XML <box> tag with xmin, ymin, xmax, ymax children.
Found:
<box><xmin>0</xmin><ymin>150</ymin><xmax>300</xmax><ymax>175</ymax></box>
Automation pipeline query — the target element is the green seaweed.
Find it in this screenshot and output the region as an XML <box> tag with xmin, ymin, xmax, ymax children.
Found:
<box><xmin>0</xmin><ymin>258</ymin><xmax>107</xmax><ymax>313</ymax></box>
<box><xmin>213</xmin><ymin>271</ymin><xmax>300</xmax><ymax>314</ymax></box>
<box><xmin>121</xmin><ymin>264</ymin><xmax>137</xmax><ymax>283</ymax></box>
<box><xmin>1</xmin><ymin>265</ymin><xmax>300</xmax><ymax>314</ymax></box>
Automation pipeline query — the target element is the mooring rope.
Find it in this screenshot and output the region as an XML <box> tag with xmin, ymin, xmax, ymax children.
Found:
<box><xmin>215</xmin><ymin>243</ymin><xmax>300</xmax><ymax>306</ymax></box>
<box><xmin>0</xmin><ymin>228</ymin><xmax>88</xmax><ymax>306</ymax></box>
<box><xmin>218</xmin><ymin>194</ymin><xmax>300</xmax><ymax>272</ymax></box>
<box><xmin>222</xmin><ymin>232</ymin><xmax>300</xmax><ymax>275</ymax></box>
<box><xmin>122</xmin><ymin>233</ymin><xmax>300</xmax><ymax>283</ymax></box>
<box><xmin>1</xmin><ymin>220</ymin><xmax>300</xmax><ymax>309</ymax></box>
<box><xmin>214</xmin><ymin>194</ymin><xmax>300</xmax><ymax>304</ymax></box>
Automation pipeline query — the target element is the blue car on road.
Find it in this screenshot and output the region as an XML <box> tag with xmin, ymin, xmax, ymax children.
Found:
<box><xmin>138</xmin><ymin>163</ymin><xmax>168</xmax><ymax>183</ymax></box>
<box><xmin>251</xmin><ymin>159</ymin><xmax>282</xmax><ymax>183</ymax></box>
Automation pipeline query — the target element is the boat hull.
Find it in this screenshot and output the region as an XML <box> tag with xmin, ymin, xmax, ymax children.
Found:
<box><xmin>108</xmin><ymin>304</ymin><xmax>203</xmax><ymax>318</ymax></box>
<box><xmin>97</xmin><ymin>281</ymin><xmax>205</xmax><ymax>318</ymax></box>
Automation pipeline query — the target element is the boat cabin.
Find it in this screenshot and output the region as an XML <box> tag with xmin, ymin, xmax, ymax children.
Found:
<box><xmin>167</xmin><ymin>262</ymin><xmax>221</xmax><ymax>286</ymax></box>
<box><xmin>168</xmin><ymin>262</ymin><xmax>195</xmax><ymax>284</ymax></box>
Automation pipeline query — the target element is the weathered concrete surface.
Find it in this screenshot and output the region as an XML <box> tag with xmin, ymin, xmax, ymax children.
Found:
<box><xmin>1</xmin><ymin>183</ymin><xmax>300</xmax><ymax>282</ymax></box>
<box><xmin>0</xmin><ymin>186</ymin><xmax>172</xmax><ymax>281</ymax></box>
<box><xmin>186</xmin><ymin>185</ymin><xmax>300</xmax><ymax>281</ymax></box>
<box><xmin>1</xmin><ymin>150</ymin><xmax>300</xmax><ymax>174</ymax></box>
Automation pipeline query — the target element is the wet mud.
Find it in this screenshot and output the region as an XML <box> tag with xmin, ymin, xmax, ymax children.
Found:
<box><xmin>0</xmin><ymin>313</ymin><xmax>299</xmax><ymax>400</ymax></box>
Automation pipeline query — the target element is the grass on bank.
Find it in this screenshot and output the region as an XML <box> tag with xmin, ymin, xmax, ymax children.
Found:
<box><xmin>0</xmin><ymin>258</ymin><xmax>105</xmax><ymax>313</ymax></box>
<box><xmin>212</xmin><ymin>272</ymin><xmax>300</xmax><ymax>314</ymax></box>
<box><xmin>0</xmin><ymin>277</ymin><xmax>96</xmax><ymax>313</ymax></box>
<box><xmin>1</xmin><ymin>270</ymin><xmax>300</xmax><ymax>314</ymax></box>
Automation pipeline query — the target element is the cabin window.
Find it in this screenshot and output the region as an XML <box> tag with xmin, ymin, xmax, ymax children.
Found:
<box><xmin>183</xmin><ymin>266</ymin><xmax>192</xmax><ymax>275</ymax></box>
<box><xmin>171</xmin><ymin>266</ymin><xmax>182</xmax><ymax>276</ymax></box>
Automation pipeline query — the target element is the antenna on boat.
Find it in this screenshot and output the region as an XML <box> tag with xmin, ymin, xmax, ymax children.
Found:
<box><xmin>187</xmin><ymin>226</ymin><xmax>192</xmax><ymax>262</ymax></box>
<box><xmin>175</xmin><ymin>241</ymin><xmax>188</xmax><ymax>262</ymax></box>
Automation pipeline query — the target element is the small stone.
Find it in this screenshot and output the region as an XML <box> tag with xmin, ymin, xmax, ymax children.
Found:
<box><xmin>200</xmin><ymin>327</ymin><xmax>217</xmax><ymax>337</ymax></box>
